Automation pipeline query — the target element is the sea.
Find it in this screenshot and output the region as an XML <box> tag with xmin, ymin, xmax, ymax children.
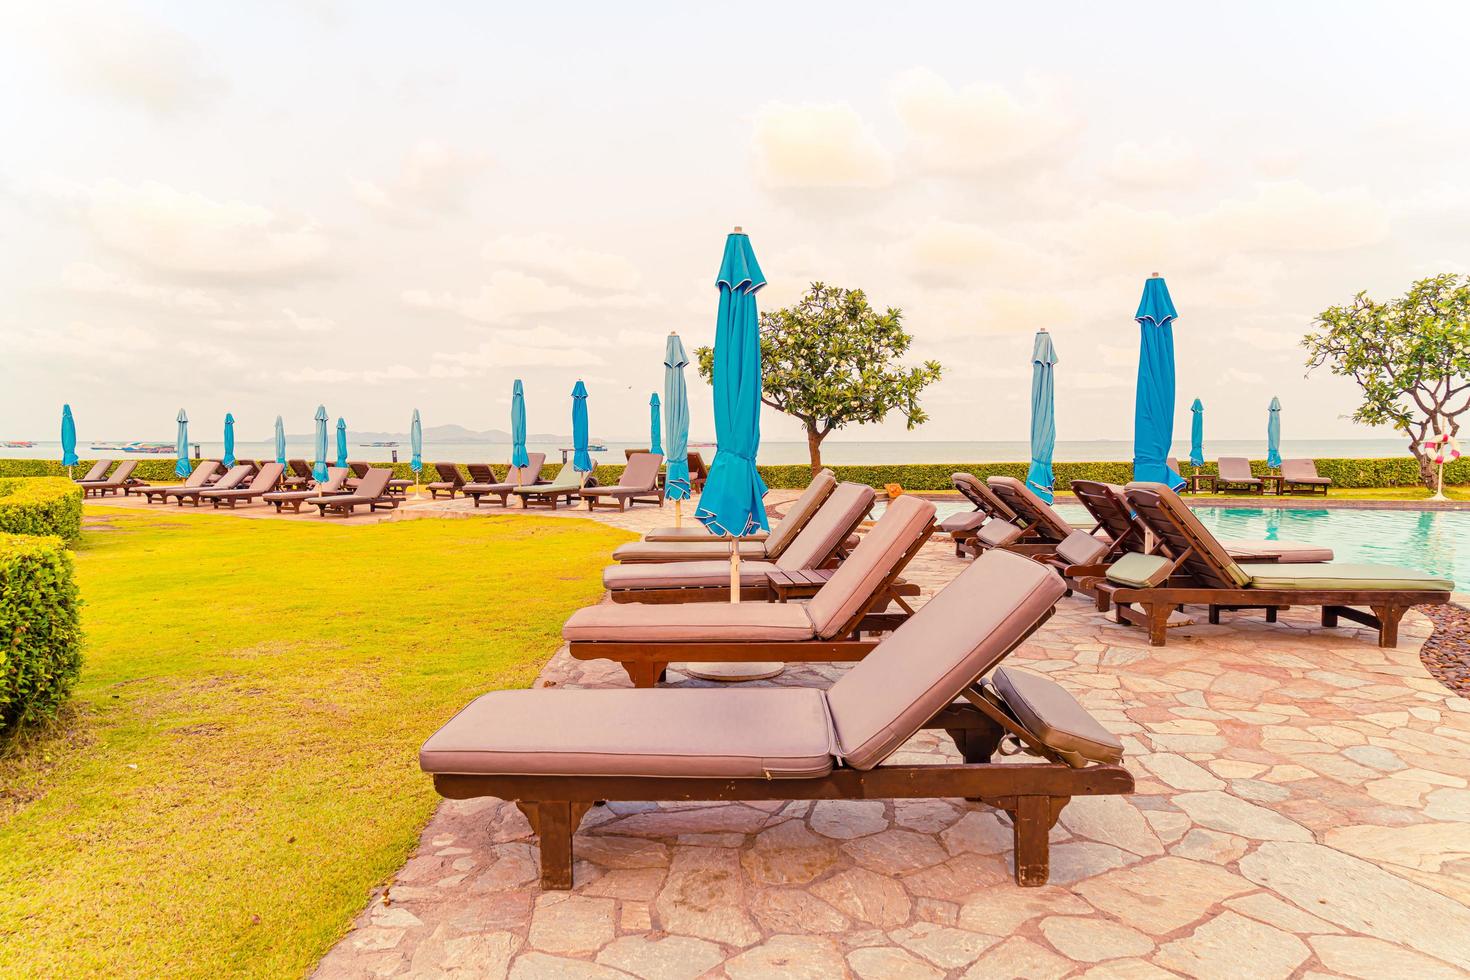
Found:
<box><xmin>2</xmin><ymin>438</ymin><xmax>1414</xmax><ymax>467</ymax></box>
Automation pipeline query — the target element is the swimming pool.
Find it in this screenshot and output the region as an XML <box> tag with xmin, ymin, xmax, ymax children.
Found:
<box><xmin>885</xmin><ymin>500</ymin><xmax>1470</xmax><ymax>591</ymax></box>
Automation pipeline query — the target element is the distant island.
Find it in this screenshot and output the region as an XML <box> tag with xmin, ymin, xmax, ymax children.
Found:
<box><xmin>284</xmin><ymin>424</ymin><xmax>575</xmax><ymax>443</ymax></box>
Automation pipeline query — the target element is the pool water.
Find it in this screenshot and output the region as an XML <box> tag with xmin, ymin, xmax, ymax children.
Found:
<box><xmin>890</xmin><ymin>500</ymin><xmax>1470</xmax><ymax>591</ymax></box>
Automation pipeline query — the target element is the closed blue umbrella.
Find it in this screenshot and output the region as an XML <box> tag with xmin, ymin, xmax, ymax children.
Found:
<box><xmin>312</xmin><ymin>406</ymin><xmax>329</xmax><ymax>482</ymax></box>
<box><xmin>60</xmin><ymin>404</ymin><xmax>78</xmax><ymax>471</ymax></box>
<box><xmin>410</xmin><ymin>408</ymin><xmax>423</xmax><ymax>479</ymax></box>
<box><xmin>335</xmin><ymin>418</ymin><xmax>349</xmax><ymax>469</ymax></box>
<box><xmin>1189</xmin><ymin>398</ymin><xmax>1205</xmax><ymax>468</ymax></box>
<box><xmin>571</xmin><ymin>381</ymin><xmax>593</xmax><ymax>474</ymax></box>
<box><xmin>1267</xmin><ymin>396</ymin><xmax>1282</xmax><ymax>469</ymax></box>
<box><xmin>649</xmin><ymin>393</ymin><xmax>663</xmax><ymax>456</ymax></box>
<box><xmin>1131</xmin><ymin>276</ymin><xmax>1185</xmax><ymax>490</ymax></box>
<box><xmin>223</xmin><ymin>413</ymin><xmax>236</xmax><ymax>467</ymax></box>
<box><xmin>1025</xmin><ymin>329</ymin><xmax>1058</xmax><ymax>503</ymax></box>
<box><xmin>697</xmin><ymin>228</ymin><xmax>769</xmax><ymax>536</ymax></box>
<box><xmin>174</xmin><ymin>408</ymin><xmax>191</xmax><ymax>478</ymax></box>
<box><xmin>510</xmin><ymin>380</ymin><xmax>529</xmax><ymax>470</ymax></box>
<box><xmin>274</xmin><ymin>415</ymin><xmax>286</xmax><ymax>465</ymax></box>
<box><xmin>663</xmin><ymin>333</ymin><xmax>692</xmax><ymax>504</ymax></box>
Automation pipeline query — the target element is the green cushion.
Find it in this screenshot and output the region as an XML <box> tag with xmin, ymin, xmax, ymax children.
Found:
<box><xmin>1240</xmin><ymin>563</ymin><xmax>1453</xmax><ymax>592</ymax></box>
<box><xmin>514</xmin><ymin>480</ymin><xmax>581</xmax><ymax>494</ymax></box>
<box><xmin>1105</xmin><ymin>553</ymin><xmax>1174</xmax><ymax>589</ymax></box>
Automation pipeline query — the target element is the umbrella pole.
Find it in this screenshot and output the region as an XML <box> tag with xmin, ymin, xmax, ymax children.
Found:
<box><xmin>729</xmin><ymin>534</ymin><xmax>740</xmax><ymax>603</ymax></box>
<box><xmin>674</xmin><ymin>498</ymin><xmax>682</xmax><ymax>528</ymax></box>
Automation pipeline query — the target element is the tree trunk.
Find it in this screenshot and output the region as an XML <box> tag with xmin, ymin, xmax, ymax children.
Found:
<box><xmin>806</xmin><ymin>425</ymin><xmax>824</xmax><ymax>476</ymax></box>
<box><xmin>1413</xmin><ymin>441</ymin><xmax>1439</xmax><ymax>491</ymax></box>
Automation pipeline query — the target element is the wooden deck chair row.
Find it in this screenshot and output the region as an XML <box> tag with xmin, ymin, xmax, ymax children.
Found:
<box><xmin>603</xmin><ymin>482</ymin><xmax>880</xmax><ymax>604</ymax></box>
<box><xmin>1084</xmin><ymin>482</ymin><xmax>1451</xmax><ymax>647</ymax></box>
<box><xmin>567</xmin><ymin>494</ymin><xmax>934</xmax><ymax>686</ymax></box>
<box><xmin>78</xmin><ymin>459</ymin><xmax>141</xmax><ymax>498</ymax></box>
<box><xmin>201</xmin><ymin>463</ymin><xmax>285</xmax><ymax>509</ymax></box>
<box><xmin>510</xmin><ymin>466</ymin><xmax>588</xmax><ymax>509</ymax></box>
<box><xmin>421</xmin><ymin>548</ymin><xmax>1133</xmax><ymax>890</ymax></box>
<box><xmin>578</xmin><ymin>452</ymin><xmax>665</xmax><ymax>512</ymax></box>
<box><xmin>262</xmin><ymin>467</ymin><xmax>349</xmax><ymax>513</ymax></box>
<box><xmin>138</xmin><ymin>462</ymin><xmax>226</xmax><ymax>505</ymax></box>
<box><xmin>616</xmin><ymin>470</ymin><xmax>836</xmax><ymax>561</ymax></box>
<box><xmin>974</xmin><ymin>476</ymin><xmax>1083</xmax><ymax>559</ymax></box>
<box><xmin>74</xmin><ymin>460</ymin><xmax>110</xmax><ymax>483</ymax></box>
<box><xmin>463</xmin><ymin>454</ymin><xmax>548</xmax><ymax>508</ymax></box>
<box><xmin>940</xmin><ymin>473</ymin><xmax>1019</xmax><ymax>557</ymax></box>
<box><xmin>310</xmin><ymin>468</ymin><xmax>401</xmax><ymax>517</ymax></box>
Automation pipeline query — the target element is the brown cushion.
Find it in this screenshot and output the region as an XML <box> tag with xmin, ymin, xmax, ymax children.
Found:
<box><xmin>641</xmin><ymin>526</ymin><xmax>771</xmax><ymax>544</ymax></box>
<box><xmin>991</xmin><ymin>667</ymin><xmax>1123</xmax><ymax>768</ymax></box>
<box><xmin>774</xmin><ymin>483</ymin><xmax>875</xmax><ymax>571</ymax></box>
<box><xmin>826</xmin><ymin>550</ymin><xmax>1066</xmax><ymax>770</ymax></box>
<box><xmin>563</xmin><ymin>601</ymin><xmax>815</xmax><ymax>642</ymax></box>
<box><xmin>939</xmin><ymin>511</ymin><xmax>989</xmax><ymax>535</ymax></box>
<box><xmin>604</xmin><ymin>560</ymin><xmax>778</xmax><ymax>591</ymax></box>
<box><xmin>420</xmin><ymin>688</ymin><xmax>835</xmax><ymax>779</ymax></box>
<box><xmin>977</xmin><ymin>519</ymin><xmax>1024</xmax><ymax>548</ymax></box>
<box><xmin>1056</xmin><ymin>529</ymin><xmax>1110</xmax><ymax>566</ymax></box>
<box><xmin>1216</xmin><ymin>457</ymin><xmax>1260</xmax><ymax>483</ymax></box>
<box><xmin>613</xmin><ymin>540</ymin><xmax>769</xmax><ymax>562</ymax></box>
<box><xmin>805</xmin><ymin>495</ymin><xmax>934</xmax><ymax>639</ymax></box>
<box><xmin>759</xmin><ymin>470</ymin><xmax>837</xmax><ymax>557</ymax></box>
<box><xmin>617</xmin><ymin>453</ymin><xmax>664</xmax><ymax>490</ymax></box>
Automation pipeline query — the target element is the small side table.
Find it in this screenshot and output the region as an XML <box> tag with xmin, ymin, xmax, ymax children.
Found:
<box><xmin>1188</xmin><ymin>474</ymin><xmax>1217</xmax><ymax>494</ymax></box>
<box><xmin>1263</xmin><ymin>475</ymin><xmax>1285</xmax><ymax>496</ymax></box>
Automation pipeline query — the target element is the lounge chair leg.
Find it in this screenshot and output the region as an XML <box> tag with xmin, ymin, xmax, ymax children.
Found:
<box><xmin>1011</xmin><ymin>796</ymin><xmax>1054</xmax><ymax>887</ymax></box>
<box><xmin>621</xmin><ymin>661</ymin><xmax>667</xmax><ymax>688</ymax></box>
<box><xmin>1371</xmin><ymin>604</ymin><xmax>1405</xmax><ymax>648</ymax></box>
<box><xmin>517</xmin><ymin>801</ymin><xmax>590</xmax><ymax>889</ymax></box>
<box><xmin>1322</xmin><ymin>607</ymin><xmax>1340</xmax><ymax>629</ymax></box>
<box><xmin>1145</xmin><ymin>603</ymin><xmax>1170</xmax><ymax>647</ymax></box>
<box><xmin>1207</xmin><ymin>606</ymin><xmax>1221</xmax><ymax>625</ymax></box>
<box><xmin>1265</xmin><ymin>607</ymin><xmax>1277</xmax><ymax>623</ymax></box>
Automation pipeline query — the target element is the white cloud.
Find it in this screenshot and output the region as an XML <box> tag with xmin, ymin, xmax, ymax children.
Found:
<box><xmin>0</xmin><ymin>320</ymin><xmax>158</xmax><ymax>361</ymax></box>
<box><xmin>280</xmin><ymin>309</ymin><xmax>336</xmax><ymax>334</ymax></box>
<box><xmin>434</xmin><ymin>340</ymin><xmax>606</xmax><ymax>369</ymax></box>
<box><xmin>889</xmin><ymin>68</ymin><xmax>1078</xmax><ymax>174</ymax></box>
<box><xmin>1105</xmin><ymin>140</ymin><xmax>1206</xmax><ymax>189</ymax></box>
<box><xmin>351</xmin><ymin>141</ymin><xmax>486</xmax><ymax>222</ymax></box>
<box><xmin>483</xmin><ymin>233</ymin><xmax>641</xmax><ymax>291</ymax></box>
<box><xmin>900</xmin><ymin>220</ymin><xmax>1048</xmax><ymax>287</ymax></box>
<box><xmin>752</xmin><ymin>102</ymin><xmax>894</xmax><ymax>189</ymax></box>
<box><xmin>402</xmin><ymin>271</ymin><xmax>590</xmax><ymax>321</ymax></box>
<box><xmin>60</xmin><ymin>262</ymin><xmax>225</xmax><ymax>314</ymax></box>
<box><xmin>277</xmin><ymin>363</ymin><xmax>471</xmax><ymax>385</ymax></box>
<box><xmin>1203</xmin><ymin>180</ymin><xmax>1389</xmax><ymax>253</ymax></box>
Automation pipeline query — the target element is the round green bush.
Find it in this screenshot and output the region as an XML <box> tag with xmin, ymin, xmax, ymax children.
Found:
<box><xmin>0</xmin><ymin>532</ymin><xmax>83</xmax><ymax>734</ymax></box>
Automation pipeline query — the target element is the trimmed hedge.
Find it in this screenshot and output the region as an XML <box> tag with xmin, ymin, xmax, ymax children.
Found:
<box><xmin>3</xmin><ymin>455</ymin><xmax>1465</xmax><ymax>492</ymax></box>
<box><xmin>0</xmin><ymin>478</ymin><xmax>84</xmax><ymax>540</ymax></box>
<box><xmin>0</xmin><ymin>532</ymin><xmax>83</xmax><ymax>734</ymax></box>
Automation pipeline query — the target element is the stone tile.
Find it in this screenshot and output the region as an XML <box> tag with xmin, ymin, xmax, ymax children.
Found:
<box><xmin>1141</xmin><ymin>753</ymin><xmax>1226</xmax><ymax>791</ymax></box>
<box><xmin>842</xmin><ymin>828</ymin><xmax>949</xmax><ymax>874</ymax></box>
<box><xmin>595</xmin><ymin>935</ymin><xmax>725</xmax><ymax>980</ymax></box>
<box><xmin>654</xmin><ymin>847</ymin><xmax>760</xmax><ymax>948</ymax></box>
<box><xmin>1324</xmin><ymin>821</ymin><xmax>1470</xmax><ymax>873</ymax></box>
<box><xmin>961</xmin><ymin>936</ymin><xmax>1072</xmax><ymax>980</ymax></box>
<box><xmin>894</xmin><ymin>799</ymin><xmax>962</xmax><ymax>833</ymax></box>
<box><xmin>1171</xmin><ymin>791</ymin><xmax>1313</xmax><ymax>842</ymax></box>
<box><xmin>1073</xmin><ymin>957</ymin><xmax>1179</xmax><ymax>979</ymax></box>
<box><xmin>1221</xmin><ymin>892</ymin><xmax>1342</xmax><ymax>935</ymax></box>
<box><xmin>1154</xmin><ymin>911</ymin><xmax>1310</xmax><ymax>980</ymax></box>
<box><xmin>1058</xmin><ymin>795</ymin><xmax>1165</xmax><ymax>857</ymax></box>
<box><xmin>1170</xmin><ymin>828</ymin><xmax>1249</xmax><ymax>864</ymax></box>
<box><xmin>582</xmin><ymin>868</ymin><xmax>664</xmax><ymax>901</ymax></box>
<box><xmin>902</xmin><ymin>852</ymin><xmax>1010</xmax><ymax>901</ymax></box>
<box><xmin>888</xmin><ymin>921</ymin><xmax>998</xmax><ymax>969</ymax></box>
<box><xmin>723</xmin><ymin>935</ymin><xmax>847</xmax><ymax>979</ymax></box>
<box><xmin>813</xmin><ymin>868</ymin><xmax>913</xmax><ymax>929</ymax></box>
<box><xmin>740</xmin><ymin>820</ymin><xmax>841</xmax><ymax>885</ymax></box>
<box><xmin>956</xmin><ymin>884</ymin><xmax>1091</xmax><ymax>936</ymax></box>
<box><xmin>1038</xmin><ymin>916</ymin><xmax>1154</xmax><ymax>963</ymax></box>
<box><xmin>1074</xmin><ymin>857</ymin><xmax>1254</xmax><ymax>934</ymax></box>
<box><xmin>527</xmin><ymin>893</ymin><xmax>615</xmax><ymax>956</ymax></box>
<box><xmin>848</xmin><ymin>945</ymin><xmax>944</xmax><ymax>980</ymax></box>
<box><xmin>810</xmin><ymin>799</ymin><xmax>888</xmax><ymax>839</ymax></box>
<box><xmin>941</xmin><ymin>811</ymin><xmax>1014</xmax><ymax>855</ymax></box>
<box><xmin>1310</xmin><ymin>934</ymin><xmax>1468</xmax><ymax>979</ymax></box>
<box><xmin>750</xmin><ymin>889</ymin><xmax>851</xmax><ymax>934</ymax></box>
<box><xmin>510</xmin><ymin>952</ymin><xmax>634</xmax><ymax>979</ymax></box>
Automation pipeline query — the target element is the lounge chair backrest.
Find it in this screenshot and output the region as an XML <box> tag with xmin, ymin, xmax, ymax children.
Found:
<box><xmin>1281</xmin><ymin>458</ymin><xmax>1318</xmax><ymax>481</ymax></box>
<box><xmin>827</xmin><ymin>549</ymin><xmax>1066</xmax><ymax>770</ymax></box>
<box><xmin>806</xmin><ymin>494</ymin><xmax>934</xmax><ymax>640</ymax></box>
<box><xmin>182</xmin><ymin>462</ymin><xmax>221</xmax><ymax>488</ymax></box>
<box><xmin>353</xmin><ymin>467</ymin><xmax>393</xmax><ymax>498</ymax></box>
<box><xmin>986</xmin><ymin>476</ymin><xmax>1072</xmax><ymax>542</ymax></box>
<box><xmin>620</xmin><ymin>453</ymin><xmax>663</xmax><ymax>490</ymax></box>
<box><xmin>290</xmin><ymin>459</ymin><xmax>312</xmax><ymax>479</ymax></box>
<box><xmin>320</xmin><ymin>467</ymin><xmax>350</xmax><ymax>493</ymax></box>
<box><xmin>1123</xmin><ymin>482</ymin><xmax>1251</xmax><ymax>588</ymax></box>
<box><xmin>689</xmin><ymin>452</ymin><xmax>709</xmax><ymax>481</ymax></box>
<box><xmin>763</xmin><ymin>470</ymin><xmax>837</xmax><ymax>557</ymax></box>
<box><xmin>774</xmin><ymin>482</ymin><xmax>875</xmax><ymax>572</ymax></box>
<box><xmin>211</xmin><ymin>465</ymin><xmax>253</xmax><ymax>490</ymax></box>
<box><xmin>434</xmin><ymin>463</ymin><xmax>463</xmax><ymax>485</ymax></box>
<box><xmin>349</xmin><ymin>461</ymin><xmax>370</xmax><ymax>478</ymax></box>
<box><xmin>108</xmin><ymin>460</ymin><xmax>137</xmax><ymax>483</ymax></box>
<box><xmin>952</xmin><ymin>473</ymin><xmax>1016</xmax><ymax>521</ymax></box>
<box><xmin>245</xmin><ymin>462</ymin><xmax>285</xmax><ymax>491</ymax></box>
<box><xmin>1069</xmin><ymin>480</ymin><xmax>1136</xmax><ymax>545</ymax></box>
<box><xmin>505</xmin><ymin>453</ymin><xmax>546</xmax><ymax>485</ymax></box>
<box><xmin>468</xmin><ymin>463</ymin><xmax>495</xmax><ymax>482</ymax></box>
<box><xmin>1217</xmin><ymin>457</ymin><xmax>1253</xmax><ymax>481</ymax></box>
<box><xmin>79</xmin><ymin>460</ymin><xmax>110</xmax><ymax>482</ymax></box>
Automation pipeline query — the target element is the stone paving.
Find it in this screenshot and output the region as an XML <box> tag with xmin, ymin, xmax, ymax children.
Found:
<box><xmin>171</xmin><ymin>491</ymin><xmax>1470</xmax><ymax>978</ymax></box>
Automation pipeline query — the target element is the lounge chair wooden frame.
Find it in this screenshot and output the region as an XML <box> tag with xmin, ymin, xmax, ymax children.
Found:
<box><xmin>573</xmin><ymin>523</ymin><xmax>935</xmax><ymax>686</ymax></box>
<box><xmin>513</xmin><ymin>474</ymin><xmax>587</xmax><ymax>510</ymax></box>
<box><xmin>1029</xmin><ymin>480</ymin><xmax>1141</xmax><ymax>598</ymax></box>
<box><xmin>1280</xmin><ymin>459</ymin><xmax>1332</xmax><ymax>496</ymax></box>
<box><xmin>427</xmin><ymin>463</ymin><xmax>466</xmax><ymax>499</ymax></box>
<box><xmin>1084</xmin><ymin>486</ymin><xmax>1450</xmax><ymax>647</ymax></box>
<box><xmin>138</xmin><ymin>462</ymin><xmax>223</xmax><ymax>505</ymax></box>
<box><xmin>310</xmin><ymin>469</ymin><xmax>402</xmax><ymax>517</ymax></box>
<box><xmin>80</xmin><ymin>460</ymin><xmax>141</xmax><ymax>498</ymax></box>
<box><xmin>435</xmin><ymin>611</ymin><xmax>1133</xmax><ymax>890</ymax></box>
<box><xmin>1213</xmin><ymin>457</ymin><xmax>1264</xmax><ymax>495</ymax></box>
<box><xmin>946</xmin><ymin>473</ymin><xmax>1019</xmax><ymax>557</ymax></box>
<box><xmin>203</xmin><ymin>463</ymin><xmax>286</xmax><ymax>509</ymax></box>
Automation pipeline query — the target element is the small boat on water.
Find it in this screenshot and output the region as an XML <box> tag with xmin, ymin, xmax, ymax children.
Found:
<box><xmin>360</xmin><ymin>441</ymin><xmax>399</xmax><ymax>447</ymax></box>
<box><xmin>91</xmin><ymin>441</ymin><xmax>173</xmax><ymax>454</ymax></box>
<box><xmin>588</xmin><ymin>443</ymin><xmax>608</xmax><ymax>452</ymax></box>
<box><xmin>3</xmin><ymin>440</ymin><xmax>36</xmax><ymax>448</ymax></box>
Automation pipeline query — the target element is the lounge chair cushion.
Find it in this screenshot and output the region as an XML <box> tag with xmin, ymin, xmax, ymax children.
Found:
<box><xmin>952</xmin><ymin>473</ymin><xmax>1014</xmax><ymax>520</ymax></box>
<box><xmin>1055</xmin><ymin>529</ymin><xmax>1110</xmax><ymax>566</ymax></box>
<box><xmin>976</xmin><ymin>519</ymin><xmax>1024</xmax><ymax>548</ymax></box>
<box><xmin>1223</xmin><ymin>539</ymin><xmax>1334</xmax><ymax>564</ymax></box>
<box><xmin>1216</xmin><ymin>457</ymin><xmax>1260</xmax><ymax>484</ymax></box>
<box><xmin>641</xmin><ymin>526</ymin><xmax>770</xmax><ymax>544</ymax></box>
<box><xmin>1239</xmin><ymin>563</ymin><xmax>1454</xmax><ymax>592</ymax></box>
<box><xmin>420</xmin><ymin>688</ymin><xmax>836</xmax><ymax>779</ymax></box>
<box><xmin>563</xmin><ymin>601</ymin><xmax>815</xmax><ymax>642</ymax></box>
<box><xmin>826</xmin><ymin>550</ymin><xmax>1066</xmax><ymax>771</ymax></box>
<box><xmin>758</xmin><ymin>470</ymin><xmax>836</xmax><ymax>556</ymax></box>
<box><xmin>805</xmin><ymin>496</ymin><xmax>935</xmax><ymax>639</ymax></box>
<box><xmin>1124</xmin><ymin>483</ymin><xmax>1254</xmax><ymax>588</ymax></box>
<box><xmin>774</xmin><ymin>483</ymin><xmax>875</xmax><ymax>572</ymax></box>
<box><xmin>986</xmin><ymin>476</ymin><xmax>1074</xmax><ymax>542</ymax></box>
<box><xmin>604</xmin><ymin>560</ymin><xmax>778</xmax><ymax>591</ymax></box>
<box><xmin>991</xmin><ymin>667</ymin><xmax>1124</xmax><ymax>768</ymax></box>
<box><xmin>1105</xmin><ymin>553</ymin><xmax>1174</xmax><ymax>588</ymax></box>
<box><xmin>514</xmin><ymin>478</ymin><xmax>582</xmax><ymax>495</ymax></box>
<box><xmin>939</xmin><ymin>510</ymin><xmax>988</xmax><ymax>535</ymax></box>
<box><xmin>613</xmin><ymin>540</ymin><xmax>769</xmax><ymax>562</ymax></box>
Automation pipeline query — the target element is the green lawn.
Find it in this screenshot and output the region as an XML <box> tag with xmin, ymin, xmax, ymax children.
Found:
<box><xmin>0</xmin><ymin>506</ymin><xmax>631</xmax><ymax>978</ymax></box>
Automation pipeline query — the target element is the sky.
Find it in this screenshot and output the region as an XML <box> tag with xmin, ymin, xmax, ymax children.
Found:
<box><xmin>1</xmin><ymin>1</ymin><xmax>1467</xmax><ymax>446</ymax></box>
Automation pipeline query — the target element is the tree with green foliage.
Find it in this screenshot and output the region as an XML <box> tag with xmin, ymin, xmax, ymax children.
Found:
<box><xmin>698</xmin><ymin>283</ymin><xmax>942</xmax><ymax>474</ymax></box>
<box><xmin>1304</xmin><ymin>273</ymin><xmax>1470</xmax><ymax>489</ymax></box>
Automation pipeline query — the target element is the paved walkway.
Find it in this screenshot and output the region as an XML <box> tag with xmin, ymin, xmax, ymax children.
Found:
<box><xmin>237</xmin><ymin>495</ymin><xmax>1470</xmax><ymax>978</ymax></box>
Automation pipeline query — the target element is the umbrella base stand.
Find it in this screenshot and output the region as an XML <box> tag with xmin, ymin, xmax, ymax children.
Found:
<box><xmin>681</xmin><ymin>662</ymin><xmax>784</xmax><ymax>683</ymax></box>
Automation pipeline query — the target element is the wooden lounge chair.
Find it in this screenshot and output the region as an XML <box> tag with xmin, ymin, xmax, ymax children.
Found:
<box><xmin>510</xmin><ymin>468</ymin><xmax>588</xmax><ymax>510</ymax></box>
<box><xmin>263</xmin><ymin>467</ymin><xmax>349</xmax><ymax>513</ymax></box>
<box><xmin>1281</xmin><ymin>458</ymin><xmax>1332</xmax><ymax>495</ymax></box>
<box><xmin>634</xmin><ymin>469</ymin><xmax>831</xmax><ymax>550</ymax></box>
<box><xmin>79</xmin><ymin>459</ymin><xmax>140</xmax><ymax>498</ymax></box>
<box><xmin>687</xmin><ymin>451</ymin><xmax>710</xmax><ymax>492</ymax></box>
<box><xmin>467</xmin><ymin>463</ymin><xmax>496</xmax><ymax>484</ymax></box>
<box><xmin>567</xmin><ymin>495</ymin><xmax>936</xmax><ymax>685</ymax></box>
<box><xmin>285</xmin><ymin>459</ymin><xmax>314</xmax><ymax>488</ymax></box>
<box><xmin>940</xmin><ymin>472</ymin><xmax>1019</xmax><ymax>557</ymax></box>
<box><xmin>463</xmin><ymin>454</ymin><xmax>548</xmax><ymax>508</ymax></box>
<box><xmin>1089</xmin><ymin>482</ymin><xmax>1452</xmax><ymax>647</ymax></box>
<box><xmin>422</xmin><ymin>548</ymin><xmax>1133</xmax><ymax>889</ymax></box>
<box><xmin>74</xmin><ymin>460</ymin><xmax>110</xmax><ymax>483</ymax></box>
<box><xmin>347</xmin><ymin>462</ymin><xmax>411</xmax><ymax>497</ymax></box>
<box><xmin>427</xmin><ymin>462</ymin><xmax>465</xmax><ymax>499</ymax></box>
<box><xmin>1214</xmin><ymin>457</ymin><xmax>1264</xmax><ymax>494</ymax></box>
<box><xmin>578</xmin><ymin>453</ymin><xmax>665</xmax><ymax>512</ymax></box>
<box><xmin>310</xmin><ymin>468</ymin><xmax>401</xmax><ymax>517</ymax></box>
<box><xmin>200</xmin><ymin>463</ymin><xmax>285</xmax><ymax>508</ymax></box>
<box><xmin>981</xmin><ymin>476</ymin><xmax>1080</xmax><ymax>554</ymax></box>
<box><xmin>153</xmin><ymin>464</ymin><xmax>246</xmax><ymax>506</ymax></box>
<box><xmin>138</xmin><ymin>462</ymin><xmax>221</xmax><ymax>504</ymax></box>
<box><xmin>604</xmin><ymin>482</ymin><xmax>880</xmax><ymax>603</ymax></box>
